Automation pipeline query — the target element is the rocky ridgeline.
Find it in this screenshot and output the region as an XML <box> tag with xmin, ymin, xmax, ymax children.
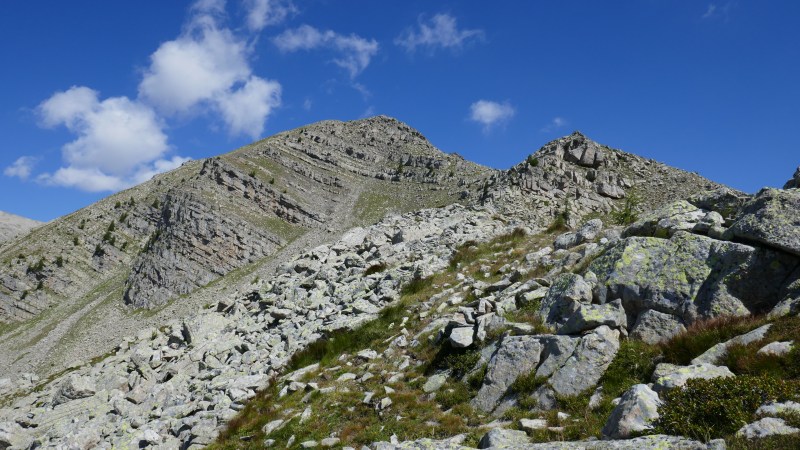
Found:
<box><xmin>487</xmin><ymin>132</ymin><xmax>726</xmax><ymax>228</ymax></box>
<box><xmin>0</xmin><ymin>204</ymin><xmax>511</xmax><ymax>449</ymax></box>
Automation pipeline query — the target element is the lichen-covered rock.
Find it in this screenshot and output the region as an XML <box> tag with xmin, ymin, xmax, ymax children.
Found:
<box><xmin>548</xmin><ymin>325</ymin><xmax>620</xmax><ymax>397</ymax></box>
<box><xmin>630</xmin><ymin>309</ymin><xmax>686</xmax><ymax>344</ymax></box>
<box><xmin>689</xmin><ymin>187</ymin><xmax>749</xmax><ymax>219</ymax></box>
<box><xmin>651</xmin><ymin>363</ymin><xmax>734</xmax><ymax>393</ymax></box>
<box><xmin>623</xmin><ymin>200</ymin><xmax>706</xmax><ymax>238</ymax></box>
<box><xmin>736</xmin><ymin>417</ymin><xmax>800</xmax><ymax>439</ymax></box>
<box><xmin>477</xmin><ymin>428</ymin><xmax>530</xmax><ymax>449</ymax></box>
<box><xmin>602</xmin><ymin>384</ymin><xmax>661</xmax><ymax>439</ymax></box>
<box><xmin>757</xmin><ymin>341</ymin><xmax>794</xmax><ymax>356</ymax></box>
<box><xmin>558</xmin><ymin>299</ymin><xmax>626</xmax><ymax>335</ymax></box>
<box><xmin>588</xmin><ymin>231</ymin><xmax>800</xmax><ymax>325</ymax></box>
<box><xmin>730</xmin><ymin>188</ymin><xmax>800</xmax><ymax>257</ymax></box>
<box><xmin>52</xmin><ymin>375</ymin><xmax>97</xmax><ymax>406</ymax></box>
<box><xmin>539</xmin><ymin>273</ymin><xmax>593</xmax><ymax>326</ymax></box>
<box><xmin>472</xmin><ymin>336</ymin><xmax>543</xmax><ymax>413</ymax></box>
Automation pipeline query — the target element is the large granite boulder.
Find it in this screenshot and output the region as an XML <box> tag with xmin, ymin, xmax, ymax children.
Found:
<box><xmin>588</xmin><ymin>231</ymin><xmax>800</xmax><ymax>325</ymax></box>
<box><xmin>472</xmin><ymin>336</ymin><xmax>543</xmax><ymax>413</ymax></box>
<box><xmin>629</xmin><ymin>309</ymin><xmax>686</xmax><ymax>344</ymax></box>
<box><xmin>730</xmin><ymin>188</ymin><xmax>800</xmax><ymax>257</ymax></box>
<box><xmin>539</xmin><ymin>273</ymin><xmax>593</xmax><ymax>326</ymax></box>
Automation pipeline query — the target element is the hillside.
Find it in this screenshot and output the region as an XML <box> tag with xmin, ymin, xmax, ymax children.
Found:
<box><xmin>0</xmin><ymin>212</ymin><xmax>41</xmax><ymax>244</ymax></box>
<box><xmin>2</xmin><ymin>117</ymin><xmax>793</xmax><ymax>449</ymax></box>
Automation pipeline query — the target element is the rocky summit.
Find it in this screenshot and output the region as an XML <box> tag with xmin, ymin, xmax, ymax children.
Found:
<box><xmin>1</xmin><ymin>116</ymin><xmax>799</xmax><ymax>450</ymax></box>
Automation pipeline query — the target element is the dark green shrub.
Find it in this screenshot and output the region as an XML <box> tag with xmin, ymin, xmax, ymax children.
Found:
<box><xmin>611</xmin><ymin>191</ymin><xmax>641</xmax><ymax>225</ymax></box>
<box><xmin>600</xmin><ymin>339</ymin><xmax>660</xmax><ymax>401</ymax></box>
<box><xmin>93</xmin><ymin>245</ymin><xmax>105</xmax><ymax>257</ymax></box>
<box><xmin>73</xmin><ymin>237</ymin><xmax>79</xmax><ymax>246</ymax></box>
<box><xmin>527</xmin><ymin>155</ymin><xmax>539</xmax><ymax>167</ymax></box>
<box><xmin>249</xmin><ymin>169</ymin><xmax>256</xmax><ymax>177</ymax></box>
<box><xmin>114</xmin><ymin>201</ymin><xmax>121</xmax><ymax>209</ymax></box>
<box><xmin>429</xmin><ymin>347</ymin><xmax>481</xmax><ymax>379</ymax></box>
<box><xmin>363</xmin><ymin>262</ymin><xmax>388</xmax><ymax>276</ymax></box>
<box><xmin>119</xmin><ymin>212</ymin><xmax>128</xmax><ymax>222</ymax></box>
<box><xmin>55</xmin><ymin>256</ymin><xmax>64</xmax><ymax>268</ymax></box>
<box><xmin>656</xmin><ymin>375</ymin><xmax>800</xmax><ymax>441</ymax></box>
<box><xmin>511</xmin><ymin>370</ymin><xmax>548</xmax><ymax>395</ymax></box>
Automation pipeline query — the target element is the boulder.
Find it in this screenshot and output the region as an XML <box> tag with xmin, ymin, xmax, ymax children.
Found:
<box><xmin>630</xmin><ymin>309</ymin><xmax>686</xmax><ymax>345</ymax></box>
<box><xmin>757</xmin><ymin>341</ymin><xmax>794</xmax><ymax>357</ymax></box>
<box><xmin>784</xmin><ymin>166</ymin><xmax>800</xmax><ymax>189</ymax></box>
<box><xmin>558</xmin><ymin>299</ymin><xmax>626</xmax><ymax>335</ymax></box>
<box><xmin>736</xmin><ymin>417</ymin><xmax>800</xmax><ymax>439</ymax></box>
<box><xmin>477</xmin><ymin>428</ymin><xmax>529</xmax><ymax>449</ymax></box>
<box><xmin>602</xmin><ymin>384</ymin><xmax>661</xmax><ymax>439</ymax></box>
<box><xmin>577</xmin><ymin>219</ymin><xmax>603</xmax><ymax>242</ymax></box>
<box><xmin>588</xmin><ymin>231</ymin><xmax>800</xmax><ymax>324</ymax></box>
<box><xmin>757</xmin><ymin>401</ymin><xmax>800</xmax><ymax>416</ymax></box>
<box><xmin>554</xmin><ymin>232</ymin><xmax>579</xmax><ymax>250</ymax></box>
<box><xmin>548</xmin><ymin>326</ymin><xmax>620</xmax><ymax>397</ymax></box>
<box><xmin>52</xmin><ymin>375</ymin><xmax>97</xmax><ymax>406</ymax></box>
<box><xmin>730</xmin><ymin>188</ymin><xmax>800</xmax><ymax>257</ymax></box>
<box><xmin>472</xmin><ymin>336</ymin><xmax>543</xmax><ymax>413</ymax></box>
<box><xmin>689</xmin><ymin>187</ymin><xmax>749</xmax><ymax>219</ymax></box>
<box><xmin>623</xmin><ymin>200</ymin><xmax>705</xmax><ymax>238</ymax></box>
<box><xmin>651</xmin><ymin>363</ymin><xmax>734</xmax><ymax>393</ymax></box>
<box><xmin>449</xmin><ymin>327</ymin><xmax>475</xmax><ymax>348</ymax></box>
<box><xmin>538</xmin><ymin>273</ymin><xmax>593</xmax><ymax>326</ymax></box>
<box><xmin>597</xmin><ymin>182</ymin><xmax>625</xmax><ymax>199</ymax></box>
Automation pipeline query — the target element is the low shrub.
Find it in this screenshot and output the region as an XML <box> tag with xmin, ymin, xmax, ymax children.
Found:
<box><xmin>660</xmin><ymin>315</ymin><xmax>767</xmax><ymax>365</ymax></box>
<box><xmin>656</xmin><ymin>375</ymin><xmax>800</xmax><ymax>441</ymax></box>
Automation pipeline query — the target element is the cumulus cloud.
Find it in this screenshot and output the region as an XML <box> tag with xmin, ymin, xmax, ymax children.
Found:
<box><xmin>138</xmin><ymin>5</ymin><xmax>281</xmax><ymax>137</ymax></box>
<box><xmin>395</xmin><ymin>14</ymin><xmax>484</xmax><ymax>53</ymax></box>
<box><xmin>273</xmin><ymin>25</ymin><xmax>379</xmax><ymax>78</ymax></box>
<box><xmin>244</xmin><ymin>0</ymin><xmax>296</xmax><ymax>31</ymax></box>
<box><xmin>4</xmin><ymin>156</ymin><xmax>38</xmax><ymax>180</ymax></box>
<box><xmin>35</xmin><ymin>86</ymin><xmax>189</xmax><ymax>192</ymax></box>
<box><xmin>469</xmin><ymin>100</ymin><xmax>515</xmax><ymax>131</ymax></box>
<box><xmin>540</xmin><ymin>116</ymin><xmax>568</xmax><ymax>133</ymax></box>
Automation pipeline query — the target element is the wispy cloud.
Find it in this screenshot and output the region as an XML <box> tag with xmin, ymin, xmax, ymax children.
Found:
<box><xmin>469</xmin><ymin>100</ymin><xmax>515</xmax><ymax>132</ymax></box>
<box><xmin>540</xmin><ymin>116</ymin><xmax>568</xmax><ymax>133</ymax></box>
<box><xmin>3</xmin><ymin>156</ymin><xmax>38</xmax><ymax>180</ymax></box>
<box><xmin>702</xmin><ymin>2</ymin><xmax>735</xmax><ymax>21</ymax></box>
<box><xmin>243</xmin><ymin>0</ymin><xmax>296</xmax><ymax>31</ymax></box>
<box><xmin>273</xmin><ymin>25</ymin><xmax>379</xmax><ymax>78</ymax></box>
<box><xmin>396</xmin><ymin>13</ymin><xmax>484</xmax><ymax>53</ymax></box>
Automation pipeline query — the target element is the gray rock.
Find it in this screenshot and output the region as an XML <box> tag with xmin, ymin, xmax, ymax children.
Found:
<box><xmin>449</xmin><ymin>327</ymin><xmax>475</xmax><ymax>348</ymax></box>
<box><xmin>52</xmin><ymin>375</ymin><xmax>96</xmax><ymax>406</ymax></box>
<box><xmin>539</xmin><ymin>273</ymin><xmax>593</xmax><ymax>326</ymax></box>
<box><xmin>589</xmin><ymin>231</ymin><xmax>800</xmax><ymax>325</ymax></box>
<box><xmin>757</xmin><ymin>401</ymin><xmax>800</xmax><ymax>416</ymax></box>
<box><xmin>262</xmin><ymin>419</ymin><xmax>285</xmax><ymax>435</ymax></box>
<box><xmin>472</xmin><ymin>336</ymin><xmax>543</xmax><ymax>413</ymax></box>
<box><xmin>784</xmin><ymin>166</ymin><xmax>800</xmax><ymax>189</ymax></box>
<box><xmin>554</xmin><ymin>232</ymin><xmax>579</xmax><ymax>250</ymax></box>
<box><xmin>577</xmin><ymin>219</ymin><xmax>603</xmax><ymax>242</ymax></box>
<box><xmin>652</xmin><ymin>363</ymin><xmax>734</xmax><ymax>393</ymax></box>
<box><xmin>558</xmin><ymin>299</ymin><xmax>626</xmax><ymax>335</ymax></box>
<box><xmin>548</xmin><ymin>325</ymin><xmax>620</xmax><ymax>397</ymax></box>
<box><xmin>623</xmin><ymin>200</ymin><xmax>705</xmax><ymax>239</ymax></box>
<box><xmin>736</xmin><ymin>417</ymin><xmax>800</xmax><ymax>439</ymax></box>
<box><xmin>0</xmin><ymin>421</ymin><xmax>33</xmax><ymax>450</ymax></box>
<box><xmin>477</xmin><ymin>428</ymin><xmax>529</xmax><ymax>449</ymax></box>
<box><xmin>423</xmin><ymin>374</ymin><xmax>447</xmax><ymax>393</ymax></box>
<box><xmin>757</xmin><ymin>341</ymin><xmax>794</xmax><ymax>357</ymax></box>
<box><xmin>630</xmin><ymin>309</ymin><xmax>686</xmax><ymax>345</ymax></box>
<box><xmin>597</xmin><ymin>182</ymin><xmax>626</xmax><ymax>199</ymax></box>
<box><xmin>691</xmin><ymin>324</ymin><xmax>771</xmax><ymax>365</ymax></box>
<box><xmin>602</xmin><ymin>384</ymin><xmax>661</xmax><ymax>439</ymax></box>
<box><xmin>730</xmin><ymin>188</ymin><xmax>800</xmax><ymax>256</ymax></box>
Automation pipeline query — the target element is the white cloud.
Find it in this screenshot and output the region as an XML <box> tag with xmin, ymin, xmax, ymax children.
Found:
<box><xmin>302</xmin><ymin>98</ymin><xmax>312</xmax><ymax>111</ymax></box>
<box><xmin>540</xmin><ymin>116</ymin><xmax>568</xmax><ymax>133</ymax></box>
<box><xmin>395</xmin><ymin>14</ymin><xmax>484</xmax><ymax>53</ymax></box>
<box><xmin>244</xmin><ymin>0</ymin><xmax>296</xmax><ymax>31</ymax></box>
<box><xmin>3</xmin><ymin>156</ymin><xmax>38</xmax><ymax>180</ymax></box>
<box><xmin>469</xmin><ymin>100</ymin><xmax>515</xmax><ymax>131</ymax></box>
<box><xmin>702</xmin><ymin>2</ymin><xmax>734</xmax><ymax>20</ymax></box>
<box><xmin>215</xmin><ymin>76</ymin><xmax>281</xmax><ymax>138</ymax></box>
<box><xmin>35</xmin><ymin>86</ymin><xmax>189</xmax><ymax>192</ymax></box>
<box><xmin>273</xmin><ymin>25</ymin><xmax>379</xmax><ymax>78</ymax></box>
<box><xmin>138</xmin><ymin>5</ymin><xmax>281</xmax><ymax>137</ymax></box>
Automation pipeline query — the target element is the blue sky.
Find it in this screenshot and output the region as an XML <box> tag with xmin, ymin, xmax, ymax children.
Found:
<box><xmin>2</xmin><ymin>1</ymin><xmax>799</xmax><ymax>221</ymax></box>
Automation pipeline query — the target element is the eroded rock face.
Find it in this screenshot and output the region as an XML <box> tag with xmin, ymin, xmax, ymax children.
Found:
<box><xmin>730</xmin><ymin>188</ymin><xmax>800</xmax><ymax>257</ymax></box>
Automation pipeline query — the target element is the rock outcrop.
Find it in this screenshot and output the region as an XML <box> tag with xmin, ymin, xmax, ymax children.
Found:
<box><xmin>0</xmin><ymin>211</ymin><xmax>40</xmax><ymax>244</ymax></box>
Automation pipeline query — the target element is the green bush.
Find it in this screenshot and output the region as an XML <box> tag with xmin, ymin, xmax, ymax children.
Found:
<box><xmin>511</xmin><ymin>370</ymin><xmax>548</xmax><ymax>395</ymax></box>
<box><xmin>611</xmin><ymin>191</ymin><xmax>641</xmax><ymax>225</ymax></box>
<box><xmin>656</xmin><ymin>375</ymin><xmax>800</xmax><ymax>441</ymax></box>
<box><xmin>55</xmin><ymin>256</ymin><xmax>64</xmax><ymax>268</ymax></box>
<box><xmin>527</xmin><ymin>155</ymin><xmax>540</xmax><ymax>167</ymax></box>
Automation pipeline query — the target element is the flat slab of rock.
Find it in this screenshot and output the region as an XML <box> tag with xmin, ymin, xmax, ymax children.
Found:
<box><xmin>691</xmin><ymin>324</ymin><xmax>771</xmax><ymax>365</ymax></box>
<box><xmin>757</xmin><ymin>401</ymin><xmax>800</xmax><ymax>416</ymax></box>
<box><xmin>558</xmin><ymin>299</ymin><xmax>626</xmax><ymax>335</ymax></box>
<box><xmin>477</xmin><ymin>428</ymin><xmax>529</xmax><ymax>449</ymax></box>
<box><xmin>757</xmin><ymin>340</ymin><xmax>794</xmax><ymax>356</ymax></box>
<box><xmin>652</xmin><ymin>363</ymin><xmax>734</xmax><ymax>393</ymax></box>
<box><xmin>449</xmin><ymin>326</ymin><xmax>475</xmax><ymax>348</ymax></box>
<box><xmin>730</xmin><ymin>188</ymin><xmax>800</xmax><ymax>257</ymax></box>
<box><xmin>736</xmin><ymin>417</ymin><xmax>800</xmax><ymax>439</ymax></box>
<box><xmin>548</xmin><ymin>326</ymin><xmax>620</xmax><ymax>397</ymax></box>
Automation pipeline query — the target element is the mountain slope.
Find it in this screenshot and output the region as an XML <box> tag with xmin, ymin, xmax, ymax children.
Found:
<box><xmin>0</xmin><ymin>211</ymin><xmax>41</xmax><ymax>244</ymax></box>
